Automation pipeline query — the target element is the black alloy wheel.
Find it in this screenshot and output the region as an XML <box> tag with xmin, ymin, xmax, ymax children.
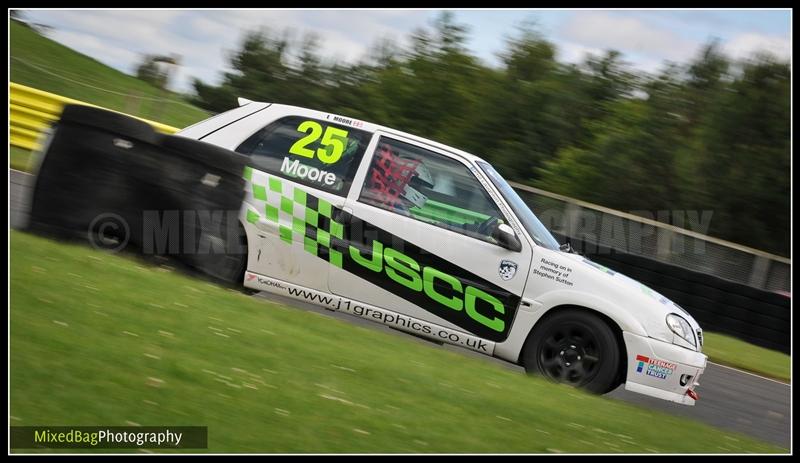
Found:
<box><xmin>523</xmin><ymin>309</ymin><xmax>621</xmax><ymax>394</ymax></box>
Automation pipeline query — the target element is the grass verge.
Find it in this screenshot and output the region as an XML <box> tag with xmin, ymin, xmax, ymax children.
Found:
<box><xmin>10</xmin><ymin>146</ymin><xmax>33</xmax><ymax>172</ymax></box>
<box><xmin>702</xmin><ymin>332</ymin><xmax>790</xmax><ymax>383</ymax></box>
<box><xmin>10</xmin><ymin>19</ymin><xmax>209</xmax><ymax>129</ymax></box>
<box><xmin>9</xmin><ymin>231</ymin><xmax>784</xmax><ymax>453</ymax></box>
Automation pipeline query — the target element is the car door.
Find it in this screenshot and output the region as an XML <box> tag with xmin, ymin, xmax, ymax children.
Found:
<box><xmin>233</xmin><ymin>114</ymin><xmax>373</xmax><ymax>293</ymax></box>
<box><xmin>329</xmin><ymin>133</ymin><xmax>533</xmax><ymax>343</ymax></box>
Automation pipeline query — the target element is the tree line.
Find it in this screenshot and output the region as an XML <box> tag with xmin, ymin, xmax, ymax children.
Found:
<box><xmin>188</xmin><ymin>13</ymin><xmax>790</xmax><ymax>256</ymax></box>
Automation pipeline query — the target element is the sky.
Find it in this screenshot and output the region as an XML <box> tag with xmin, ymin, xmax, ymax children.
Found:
<box><xmin>18</xmin><ymin>9</ymin><xmax>792</xmax><ymax>93</ymax></box>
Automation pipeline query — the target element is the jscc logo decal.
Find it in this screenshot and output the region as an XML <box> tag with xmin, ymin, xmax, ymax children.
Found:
<box><xmin>349</xmin><ymin>240</ymin><xmax>506</xmax><ymax>333</ymax></box>
<box><xmin>635</xmin><ymin>355</ymin><xmax>676</xmax><ymax>380</ymax></box>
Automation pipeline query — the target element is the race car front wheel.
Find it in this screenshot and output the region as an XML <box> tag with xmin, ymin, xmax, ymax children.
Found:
<box><xmin>522</xmin><ymin>308</ymin><xmax>621</xmax><ymax>394</ymax></box>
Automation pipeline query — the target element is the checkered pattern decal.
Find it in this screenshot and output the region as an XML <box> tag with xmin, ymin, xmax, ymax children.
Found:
<box><xmin>244</xmin><ymin>166</ymin><xmax>344</xmax><ymax>268</ymax></box>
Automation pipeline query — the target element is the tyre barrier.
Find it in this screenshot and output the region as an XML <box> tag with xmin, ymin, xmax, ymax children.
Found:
<box><xmin>28</xmin><ymin>104</ymin><xmax>250</xmax><ymax>283</ymax></box>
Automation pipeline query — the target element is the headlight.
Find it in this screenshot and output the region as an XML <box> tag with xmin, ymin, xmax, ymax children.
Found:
<box><xmin>666</xmin><ymin>313</ymin><xmax>696</xmax><ymax>347</ymax></box>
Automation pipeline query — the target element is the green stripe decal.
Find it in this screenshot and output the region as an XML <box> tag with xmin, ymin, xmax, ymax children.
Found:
<box><xmin>281</xmin><ymin>196</ymin><xmax>294</xmax><ymax>215</ymax></box>
<box><xmin>330</xmin><ymin>220</ymin><xmax>343</xmax><ymax>239</ymax></box>
<box><xmin>304</xmin><ymin>236</ymin><xmax>318</xmax><ymax>256</ymax></box>
<box><xmin>317</xmin><ymin>229</ymin><xmax>330</xmax><ymax>249</ymax></box>
<box><xmin>329</xmin><ymin>249</ymin><xmax>343</xmax><ymax>268</ymax></box>
<box><xmin>265</xmin><ymin>204</ymin><xmax>279</xmax><ymax>223</ymax></box>
<box><xmin>246</xmin><ymin>209</ymin><xmax>260</xmax><ymax>224</ymax></box>
<box><xmin>246</xmin><ymin>170</ymin><xmax>345</xmax><ymax>268</ymax></box>
<box><xmin>293</xmin><ymin>217</ymin><xmax>306</xmax><ymax>235</ymax></box>
<box><xmin>279</xmin><ymin>225</ymin><xmax>292</xmax><ymax>244</ymax></box>
<box><xmin>319</xmin><ymin>199</ymin><xmax>332</xmax><ymax>218</ymax></box>
<box><xmin>293</xmin><ymin>188</ymin><xmax>307</xmax><ymax>207</ymax></box>
<box><xmin>269</xmin><ymin>177</ymin><xmax>282</xmax><ymax>194</ymax></box>
<box><xmin>306</xmin><ymin>208</ymin><xmax>318</xmax><ymax>228</ymax></box>
<box><xmin>252</xmin><ymin>184</ymin><xmax>267</xmax><ymax>201</ymax></box>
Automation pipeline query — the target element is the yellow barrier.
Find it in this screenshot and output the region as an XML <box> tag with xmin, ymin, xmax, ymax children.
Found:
<box><xmin>9</xmin><ymin>82</ymin><xmax>179</xmax><ymax>151</ymax></box>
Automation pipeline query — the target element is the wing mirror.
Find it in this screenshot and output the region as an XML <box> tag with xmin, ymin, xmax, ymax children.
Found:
<box><xmin>493</xmin><ymin>223</ymin><xmax>522</xmax><ymax>252</ymax></box>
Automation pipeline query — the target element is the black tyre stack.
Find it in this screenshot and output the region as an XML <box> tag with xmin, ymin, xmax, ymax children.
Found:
<box><xmin>28</xmin><ymin>104</ymin><xmax>250</xmax><ymax>283</ymax></box>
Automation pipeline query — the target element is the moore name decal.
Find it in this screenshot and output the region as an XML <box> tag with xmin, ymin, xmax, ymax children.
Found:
<box><xmin>330</xmin><ymin>115</ymin><xmax>364</xmax><ymax>128</ymax></box>
<box><xmin>281</xmin><ymin>157</ymin><xmax>337</xmax><ymax>186</ymax></box>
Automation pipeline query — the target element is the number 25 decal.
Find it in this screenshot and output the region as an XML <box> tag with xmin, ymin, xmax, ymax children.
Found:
<box><xmin>289</xmin><ymin>120</ymin><xmax>349</xmax><ymax>164</ymax></box>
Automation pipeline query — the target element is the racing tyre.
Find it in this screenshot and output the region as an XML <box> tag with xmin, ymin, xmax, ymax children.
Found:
<box><xmin>522</xmin><ymin>309</ymin><xmax>621</xmax><ymax>394</ymax></box>
<box><xmin>190</xmin><ymin>217</ymin><xmax>248</xmax><ymax>284</ymax></box>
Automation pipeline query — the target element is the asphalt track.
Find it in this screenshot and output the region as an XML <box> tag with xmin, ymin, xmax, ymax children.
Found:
<box><xmin>8</xmin><ymin>169</ymin><xmax>791</xmax><ymax>449</ymax></box>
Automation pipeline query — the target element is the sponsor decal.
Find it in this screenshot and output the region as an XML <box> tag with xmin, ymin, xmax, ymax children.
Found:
<box><xmin>328</xmin><ymin>114</ymin><xmax>365</xmax><ymax>128</ymax></box>
<box><xmin>245</xmin><ymin>272</ymin><xmax>494</xmax><ymax>355</ymax></box>
<box><xmin>532</xmin><ymin>258</ymin><xmax>574</xmax><ymax>286</ymax></box>
<box><xmin>244</xmin><ymin>169</ymin><xmax>521</xmax><ymax>342</ymax></box>
<box><xmin>244</xmin><ymin>271</ymin><xmax>286</xmax><ymax>289</ymax></box>
<box><xmin>635</xmin><ymin>355</ymin><xmax>676</xmax><ymax>380</ymax></box>
<box><xmin>499</xmin><ymin>260</ymin><xmax>518</xmax><ymax>281</ymax></box>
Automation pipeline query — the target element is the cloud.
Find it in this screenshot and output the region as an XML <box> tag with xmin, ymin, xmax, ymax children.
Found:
<box><xmin>560</xmin><ymin>11</ymin><xmax>698</xmax><ymax>63</ymax></box>
<box><xmin>723</xmin><ymin>32</ymin><xmax>791</xmax><ymax>61</ymax></box>
<box><xmin>556</xmin><ymin>39</ymin><xmax>669</xmax><ymax>76</ymax></box>
<box><xmin>42</xmin><ymin>29</ymin><xmax>141</xmax><ymax>74</ymax></box>
<box><xmin>555</xmin><ymin>41</ymin><xmax>605</xmax><ymax>64</ymax></box>
<box><xmin>186</xmin><ymin>15</ymin><xmax>231</xmax><ymax>40</ymax></box>
<box><xmin>556</xmin><ymin>11</ymin><xmax>791</xmax><ymax>74</ymax></box>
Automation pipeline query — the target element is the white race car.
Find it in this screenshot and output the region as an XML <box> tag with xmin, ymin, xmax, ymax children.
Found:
<box><xmin>175</xmin><ymin>99</ymin><xmax>707</xmax><ymax>405</ymax></box>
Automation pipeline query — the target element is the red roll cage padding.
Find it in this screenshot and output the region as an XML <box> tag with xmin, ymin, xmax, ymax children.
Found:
<box><xmin>367</xmin><ymin>144</ymin><xmax>421</xmax><ymax>208</ymax></box>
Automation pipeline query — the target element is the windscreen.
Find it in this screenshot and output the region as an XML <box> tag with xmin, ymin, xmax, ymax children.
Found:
<box><xmin>477</xmin><ymin>161</ymin><xmax>561</xmax><ymax>251</ymax></box>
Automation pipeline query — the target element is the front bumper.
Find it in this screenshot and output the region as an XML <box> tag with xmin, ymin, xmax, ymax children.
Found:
<box><xmin>622</xmin><ymin>331</ymin><xmax>707</xmax><ymax>406</ymax></box>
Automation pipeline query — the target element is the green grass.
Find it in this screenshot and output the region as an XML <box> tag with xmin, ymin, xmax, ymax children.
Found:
<box><xmin>10</xmin><ymin>231</ymin><xmax>784</xmax><ymax>453</ymax></box>
<box><xmin>702</xmin><ymin>332</ymin><xmax>790</xmax><ymax>382</ymax></box>
<box><xmin>10</xmin><ymin>20</ymin><xmax>209</xmax><ymax>129</ymax></box>
<box><xmin>10</xmin><ymin>146</ymin><xmax>33</xmax><ymax>172</ymax></box>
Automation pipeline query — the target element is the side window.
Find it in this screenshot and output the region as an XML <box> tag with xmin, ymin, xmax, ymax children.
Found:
<box><xmin>236</xmin><ymin>116</ymin><xmax>372</xmax><ymax>195</ymax></box>
<box><xmin>359</xmin><ymin>137</ymin><xmax>507</xmax><ymax>244</ymax></box>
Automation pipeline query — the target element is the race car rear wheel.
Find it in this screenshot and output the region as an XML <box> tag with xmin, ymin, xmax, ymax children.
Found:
<box><xmin>522</xmin><ymin>308</ymin><xmax>621</xmax><ymax>394</ymax></box>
